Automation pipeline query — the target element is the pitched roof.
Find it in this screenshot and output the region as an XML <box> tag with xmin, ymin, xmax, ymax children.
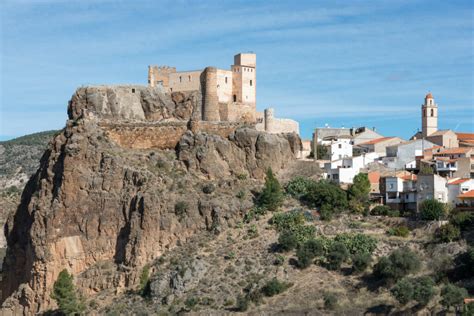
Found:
<box><xmin>458</xmin><ymin>190</ymin><xmax>474</xmax><ymax>199</ymax></box>
<box><xmin>358</xmin><ymin>137</ymin><xmax>398</xmax><ymax>146</ymax></box>
<box><xmin>399</xmin><ymin>174</ymin><xmax>417</xmax><ymax>181</ymax></box>
<box><xmin>456</xmin><ymin>133</ymin><xmax>474</xmax><ymax>141</ymax></box>
<box><xmin>435</xmin><ymin>147</ymin><xmax>472</xmax><ymax>155</ymax></box>
<box><xmin>428</xmin><ymin>129</ymin><xmax>454</xmax><ymax>136</ymax></box>
<box><xmin>448</xmin><ymin>178</ymin><xmax>470</xmax><ymax>185</ymax></box>
<box><xmin>368</xmin><ymin>171</ymin><xmax>380</xmax><ymax>184</ymax></box>
<box><xmin>425</xmin><ymin>92</ymin><xmax>433</xmax><ymax>99</ymax></box>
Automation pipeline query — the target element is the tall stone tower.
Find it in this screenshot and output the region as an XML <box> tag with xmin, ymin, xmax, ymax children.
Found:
<box><xmin>231</xmin><ymin>53</ymin><xmax>256</xmax><ymax>108</ymax></box>
<box><xmin>422</xmin><ymin>92</ymin><xmax>438</xmax><ymax>137</ymax></box>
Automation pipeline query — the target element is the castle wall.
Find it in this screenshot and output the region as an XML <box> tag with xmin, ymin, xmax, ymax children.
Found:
<box><xmin>216</xmin><ymin>69</ymin><xmax>233</xmax><ymax>103</ymax></box>
<box><xmin>203</xmin><ymin>67</ymin><xmax>220</xmax><ymax>121</ymax></box>
<box><xmin>263</xmin><ymin>108</ymin><xmax>299</xmax><ymax>134</ymax></box>
<box><xmin>148</xmin><ymin>66</ymin><xmax>176</xmax><ymax>87</ymax></box>
<box><xmin>168</xmin><ymin>70</ymin><xmax>202</xmax><ymax>92</ymax></box>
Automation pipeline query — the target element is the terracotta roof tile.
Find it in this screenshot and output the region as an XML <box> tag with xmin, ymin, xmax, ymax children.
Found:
<box><xmin>456</xmin><ymin>133</ymin><xmax>474</xmax><ymax>141</ymax></box>
<box><xmin>358</xmin><ymin>137</ymin><xmax>396</xmax><ymax>146</ymax></box>
<box><xmin>435</xmin><ymin>147</ymin><xmax>472</xmax><ymax>155</ymax></box>
<box><xmin>448</xmin><ymin>178</ymin><xmax>470</xmax><ymax>185</ymax></box>
<box><xmin>458</xmin><ymin>190</ymin><xmax>474</xmax><ymax>199</ymax></box>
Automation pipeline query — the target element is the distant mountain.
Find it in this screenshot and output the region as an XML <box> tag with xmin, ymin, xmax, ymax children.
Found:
<box><xmin>0</xmin><ymin>130</ymin><xmax>59</xmax><ymax>189</ymax></box>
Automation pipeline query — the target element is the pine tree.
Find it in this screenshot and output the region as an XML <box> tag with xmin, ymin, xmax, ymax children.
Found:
<box><xmin>52</xmin><ymin>269</ymin><xmax>85</xmax><ymax>315</ymax></box>
<box><xmin>257</xmin><ymin>168</ymin><xmax>284</xmax><ymax>211</ymax></box>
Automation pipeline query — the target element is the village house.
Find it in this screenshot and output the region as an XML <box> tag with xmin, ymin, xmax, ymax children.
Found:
<box><xmin>383</xmin><ymin>173</ymin><xmax>417</xmax><ymax>211</ymax></box>
<box><xmin>357</xmin><ymin>136</ymin><xmax>404</xmax><ymax>156</ymax></box>
<box><xmin>383</xmin><ymin>139</ymin><xmax>436</xmax><ymax>170</ymax></box>
<box><xmin>416</xmin><ymin>174</ymin><xmax>449</xmax><ymax>210</ymax></box>
<box><xmin>447</xmin><ymin>178</ymin><xmax>474</xmax><ymax>207</ymax></box>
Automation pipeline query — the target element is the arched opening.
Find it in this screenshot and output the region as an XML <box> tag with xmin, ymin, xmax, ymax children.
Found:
<box><xmin>431</xmin><ymin>109</ymin><xmax>434</xmax><ymax>117</ymax></box>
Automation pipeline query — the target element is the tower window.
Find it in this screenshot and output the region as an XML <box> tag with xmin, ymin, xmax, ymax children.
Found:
<box><xmin>431</xmin><ymin>109</ymin><xmax>434</xmax><ymax>116</ymax></box>
<box><xmin>179</xmin><ymin>76</ymin><xmax>182</xmax><ymax>83</ymax></box>
<box><xmin>225</xmin><ymin>77</ymin><xmax>228</xmax><ymax>84</ymax></box>
<box><xmin>233</xmin><ymin>95</ymin><xmax>237</xmax><ymax>102</ymax></box>
<box><xmin>250</xmin><ymin>80</ymin><xmax>253</xmax><ymax>86</ymax></box>
<box><xmin>188</xmin><ymin>75</ymin><xmax>191</xmax><ymax>82</ymax></box>
<box><xmin>132</xmin><ymin>88</ymin><xmax>135</xmax><ymax>93</ymax></box>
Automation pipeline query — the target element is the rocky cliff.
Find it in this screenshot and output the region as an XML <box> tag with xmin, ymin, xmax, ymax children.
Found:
<box><xmin>0</xmin><ymin>86</ymin><xmax>301</xmax><ymax>315</ymax></box>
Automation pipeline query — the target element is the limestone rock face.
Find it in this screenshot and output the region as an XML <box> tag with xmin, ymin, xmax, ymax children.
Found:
<box><xmin>0</xmin><ymin>86</ymin><xmax>301</xmax><ymax>315</ymax></box>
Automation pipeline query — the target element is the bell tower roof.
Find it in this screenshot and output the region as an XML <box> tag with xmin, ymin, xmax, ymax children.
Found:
<box><xmin>425</xmin><ymin>92</ymin><xmax>433</xmax><ymax>100</ymax></box>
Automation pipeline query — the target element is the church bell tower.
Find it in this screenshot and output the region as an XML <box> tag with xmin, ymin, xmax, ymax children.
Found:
<box><xmin>422</xmin><ymin>92</ymin><xmax>438</xmax><ymax>137</ymax></box>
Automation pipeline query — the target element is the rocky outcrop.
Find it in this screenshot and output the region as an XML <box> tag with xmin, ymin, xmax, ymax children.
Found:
<box><xmin>0</xmin><ymin>86</ymin><xmax>301</xmax><ymax>315</ymax></box>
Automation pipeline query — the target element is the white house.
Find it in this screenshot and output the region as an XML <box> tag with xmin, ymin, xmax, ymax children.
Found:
<box><xmin>447</xmin><ymin>178</ymin><xmax>474</xmax><ymax>207</ymax></box>
<box><xmin>330</xmin><ymin>139</ymin><xmax>352</xmax><ymax>161</ymax></box>
<box><xmin>384</xmin><ymin>174</ymin><xmax>417</xmax><ymax>211</ymax></box>
<box><xmin>416</xmin><ymin>174</ymin><xmax>448</xmax><ymax>210</ymax></box>
<box><xmin>324</xmin><ymin>152</ymin><xmax>379</xmax><ymax>184</ymax></box>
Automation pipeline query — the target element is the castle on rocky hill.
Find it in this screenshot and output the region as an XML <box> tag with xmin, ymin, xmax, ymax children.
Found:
<box><xmin>148</xmin><ymin>53</ymin><xmax>257</xmax><ymax>123</ymax></box>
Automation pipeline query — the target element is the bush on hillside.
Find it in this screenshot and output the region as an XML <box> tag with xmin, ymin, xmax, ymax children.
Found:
<box><xmin>333</xmin><ymin>233</ymin><xmax>378</xmax><ymax>256</ymax></box>
<box><xmin>257</xmin><ymin>168</ymin><xmax>284</xmax><ymax>211</ymax></box>
<box><xmin>412</xmin><ymin>276</ymin><xmax>435</xmax><ymax>306</ymax></box>
<box><xmin>296</xmin><ymin>239</ymin><xmax>324</xmax><ymax>269</ymax></box>
<box><xmin>304</xmin><ymin>180</ymin><xmax>348</xmax><ymax>211</ymax></box>
<box><xmin>348</xmin><ymin>173</ymin><xmax>371</xmax><ymax>204</ymax></box>
<box><xmin>419</xmin><ymin>199</ymin><xmax>446</xmax><ymax>220</ymax></box>
<box><xmin>261</xmin><ymin>278</ymin><xmax>292</xmax><ymax>297</ymax></box>
<box><xmin>373</xmin><ymin>248</ymin><xmax>421</xmax><ymax>284</ymax></box>
<box><xmin>52</xmin><ymin>269</ymin><xmax>85</xmax><ymax>315</ymax></box>
<box><xmin>352</xmin><ymin>252</ymin><xmax>372</xmax><ymax>273</ymax></box>
<box><xmin>278</xmin><ymin>230</ymin><xmax>299</xmax><ymax>251</ymax></box>
<box><xmin>436</xmin><ymin>223</ymin><xmax>461</xmax><ymax>243</ymax></box>
<box><xmin>326</xmin><ymin>241</ymin><xmax>349</xmax><ymax>270</ymax></box>
<box><xmin>391</xmin><ymin>278</ymin><xmax>415</xmax><ymax>305</ymax></box>
<box><xmin>323</xmin><ymin>292</ymin><xmax>338</xmax><ymax>310</ymax></box>
<box><xmin>441</xmin><ymin>283</ymin><xmax>468</xmax><ymax>310</ymax></box>
<box><xmin>285</xmin><ymin>176</ymin><xmax>316</xmax><ymax>199</ymax></box>
<box><xmin>387</xmin><ymin>226</ymin><xmax>410</xmax><ymax>238</ymax></box>
<box><xmin>271</xmin><ymin>211</ymin><xmax>305</xmax><ymax>232</ymax></box>
<box><xmin>450</xmin><ymin>211</ymin><xmax>474</xmax><ymax>231</ymax></box>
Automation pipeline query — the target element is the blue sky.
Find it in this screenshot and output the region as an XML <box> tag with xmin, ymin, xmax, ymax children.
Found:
<box><xmin>0</xmin><ymin>0</ymin><xmax>473</xmax><ymax>141</ymax></box>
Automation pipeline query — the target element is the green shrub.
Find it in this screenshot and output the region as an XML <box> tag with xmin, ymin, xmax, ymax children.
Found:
<box><xmin>419</xmin><ymin>199</ymin><xmax>446</xmax><ymax>220</ymax></box>
<box><xmin>387</xmin><ymin>209</ymin><xmax>401</xmax><ymax>217</ymax></box>
<box><xmin>285</xmin><ymin>176</ymin><xmax>316</xmax><ymax>199</ymax></box>
<box><xmin>202</xmin><ymin>183</ymin><xmax>215</xmax><ymax>194</ymax></box>
<box><xmin>296</xmin><ymin>239</ymin><xmax>324</xmax><ymax>269</ymax></box>
<box><xmin>391</xmin><ymin>278</ymin><xmax>415</xmax><ymax>305</ymax></box>
<box><xmin>235</xmin><ymin>294</ymin><xmax>249</xmax><ymax>312</ymax></box>
<box><xmin>441</xmin><ymin>283</ymin><xmax>468</xmax><ymax>310</ymax></box>
<box><xmin>244</xmin><ymin>206</ymin><xmax>266</xmax><ymax>223</ymax></box>
<box><xmin>348</xmin><ymin>173</ymin><xmax>370</xmax><ymax>204</ymax></box>
<box><xmin>334</xmin><ymin>233</ymin><xmax>378</xmax><ymax>255</ymax></box>
<box><xmin>236</xmin><ymin>190</ymin><xmax>246</xmax><ymax>199</ymax></box>
<box><xmin>412</xmin><ymin>276</ymin><xmax>435</xmax><ymax>306</ymax></box>
<box><xmin>326</xmin><ymin>242</ymin><xmax>349</xmax><ymax>270</ymax></box>
<box><xmin>463</xmin><ymin>301</ymin><xmax>474</xmax><ymax>315</ymax></box>
<box><xmin>454</xmin><ymin>247</ymin><xmax>474</xmax><ymax>278</ymax></box>
<box><xmin>373</xmin><ymin>248</ymin><xmax>421</xmax><ymax>284</ymax></box>
<box><xmin>236</xmin><ymin>173</ymin><xmax>248</xmax><ymax>180</ymax></box>
<box><xmin>450</xmin><ymin>211</ymin><xmax>473</xmax><ymax>231</ymax></box>
<box><xmin>352</xmin><ymin>252</ymin><xmax>372</xmax><ymax>273</ymax></box>
<box><xmin>175</xmin><ymin>201</ymin><xmax>188</xmax><ymax>217</ymax></box>
<box><xmin>436</xmin><ymin>223</ymin><xmax>461</xmax><ymax>243</ymax></box>
<box><xmin>138</xmin><ymin>265</ymin><xmax>151</xmax><ymax>297</ymax></box>
<box><xmin>304</xmin><ymin>180</ymin><xmax>348</xmax><ymax>211</ymax></box>
<box><xmin>256</xmin><ymin>168</ymin><xmax>284</xmax><ymax>211</ymax></box>
<box><xmin>278</xmin><ymin>230</ymin><xmax>299</xmax><ymax>251</ymax></box>
<box><xmin>319</xmin><ymin>204</ymin><xmax>334</xmax><ymax>221</ymax></box>
<box><xmin>271</xmin><ymin>211</ymin><xmax>305</xmax><ymax>232</ymax></box>
<box><xmin>323</xmin><ymin>292</ymin><xmax>338</xmax><ymax>310</ymax></box>
<box><xmin>391</xmin><ymin>277</ymin><xmax>435</xmax><ymax>306</ymax></box>
<box><xmin>371</xmin><ymin>205</ymin><xmax>391</xmax><ymax>216</ymax></box>
<box><xmin>387</xmin><ymin>226</ymin><xmax>410</xmax><ymax>237</ymax></box>
<box><xmin>273</xmin><ymin>254</ymin><xmax>285</xmax><ymax>266</ymax></box>
<box><xmin>51</xmin><ymin>269</ymin><xmax>85</xmax><ymax>315</ymax></box>
<box><xmin>261</xmin><ymin>278</ymin><xmax>291</xmax><ymax>297</ymax></box>
<box><xmin>185</xmin><ymin>297</ymin><xmax>199</xmax><ymax>310</ymax></box>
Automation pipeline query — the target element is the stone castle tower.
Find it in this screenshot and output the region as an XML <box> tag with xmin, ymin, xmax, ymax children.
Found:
<box><xmin>147</xmin><ymin>53</ymin><xmax>256</xmax><ymax>123</ymax></box>
<box><xmin>421</xmin><ymin>92</ymin><xmax>438</xmax><ymax>137</ymax></box>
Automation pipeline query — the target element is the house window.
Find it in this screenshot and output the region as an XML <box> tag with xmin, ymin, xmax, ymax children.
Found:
<box><xmin>250</xmin><ymin>80</ymin><xmax>253</xmax><ymax>86</ymax></box>
<box><xmin>338</xmin><ymin>144</ymin><xmax>342</xmax><ymax>149</ymax></box>
<box><xmin>132</xmin><ymin>88</ymin><xmax>135</xmax><ymax>93</ymax></box>
<box><xmin>233</xmin><ymin>95</ymin><xmax>237</xmax><ymax>102</ymax></box>
<box><xmin>390</xmin><ymin>183</ymin><xmax>394</xmax><ymax>189</ymax></box>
